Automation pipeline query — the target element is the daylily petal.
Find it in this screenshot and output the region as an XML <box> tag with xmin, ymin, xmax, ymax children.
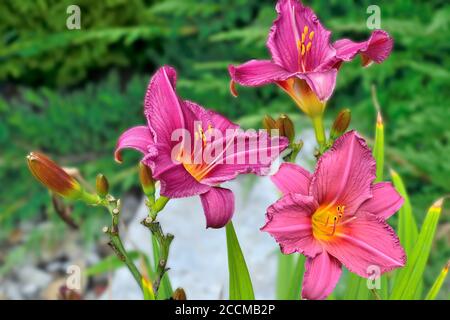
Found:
<box><xmin>333</xmin><ymin>30</ymin><xmax>393</xmax><ymax>66</ymax></box>
<box><xmin>200</xmin><ymin>130</ymin><xmax>289</xmax><ymax>185</ymax></box>
<box><xmin>324</xmin><ymin>214</ymin><xmax>406</xmax><ymax>277</ymax></box>
<box><xmin>267</xmin><ymin>0</ymin><xmax>335</xmax><ymax>72</ymax></box>
<box><xmin>200</xmin><ymin>187</ymin><xmax>235</xmax><ymax>228</ymax></box>
<box><xmin>184</xmin><ymin>100</ymin><xmax>239</xmax><ymax>132</ymax></box>
<box><xmin>146</xmin><ymin>142</ymin><xmax>210</xmax><ymax>198</ymax></box>
<box><xmin>271</xmin><ymin>162</ymin><xmax>311</xmax><ymax>196</ymax></box>
<box><xmin>261</xmin><ymin>193</ymin><xmax>322</xmax><ymax>257</ymax></box>
<box><xmin>301</xmin><ymin>252</ymin><xmax>342</xmax><ymax>300</ymax></box>
<box><xmin>359</xmin><ymin>182</ymin><xmax>404</xmax><ymax>220</ymax></box>
<box><xmin>144</xmin><ymin>66</ymin><xmax>197</xmax><ymax>146</ymax></box>
<box><xmin>228</xmin><ymin>60</ymin><xmax>295</xmax><ymax>87</ymax></box>
<box><xmin>157</xmin><ymin>163</ymin><xmax>211</xmax><ymax>199</ymax></box>
<box><xmin>310</xmin><ymin>131</ymin><xmax>376</xmax><ymax>216</ymax></box>
<box><xmin>114</xmin><ymin>126</ymin><xmax>153</xmax><ymax>163</ymax></box>
<box><xmin>298</xmin><ymin>68</ymin><xmax>337</xmax><ymax>101</ymax></box>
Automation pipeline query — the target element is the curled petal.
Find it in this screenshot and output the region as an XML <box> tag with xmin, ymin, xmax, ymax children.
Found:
<box><xmin>200</xmin><ymin>187</ymin><xmax>235</xmax><ymax>229</ymax></box>
<box><xmin>324</xmin><ymin>214</ymin><xmax>406</xmax><ymax>277</ymax></box>
<box><xmin>359</xmin><ymin>182</ymin><xmax>404</xmax><ymax>220</ymax></box>
<box><xmin>261</xmin><ymin>193</ymin><xmax>322</xmax><ymax>257</ymax></box>
<box><xmin>333</xmin><ymin>30</ymin><xmax>393</xmax><ymax>66</ymax></box>
<box><xmin>310</xmin><ymin>131</ymin><xmax>376</xmax><ymax>216</ymax></box>
<box><xmin>114</xmin><ymin>126</ymin><xmax>153</xmax><ymax>163</ymax></box>
<box><xmin>301</xmin><ymin>252</ymin><xmax>342</xmax><ymax>300</ymax></box>
<box><xmin>271</xmin><ymin>162</ymin><xmax>311</xmax><ymax>196</ymax></box>
<box><xmin>228</xmin><ymin>60</ymin><xmax>295</xmax><ymax>87</ymax></box>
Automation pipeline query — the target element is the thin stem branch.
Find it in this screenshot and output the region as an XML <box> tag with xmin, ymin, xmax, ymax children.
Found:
<box><xmin>141</xmin><ymin>218</ymin><xmax>174</xmax><ymax>295</ymax></box>
<box><xmin>102</xmin><ymin>196</ymin><xmax>143</xmax><ymax>292</ymax></box>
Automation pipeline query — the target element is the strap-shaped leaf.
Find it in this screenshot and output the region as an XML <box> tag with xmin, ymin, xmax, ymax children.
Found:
<box><xmin>390</xmin><ymin>198</ymin><xmax>443</xmax><ymax>299</ymax></box>
<box><xmin>425</xmin><ymin>261</ymin><xmax>449</xmax><ymax>300</ymax></box>
<box><xmin>373</xmin><ymin>112</ymin><xmax>384</xmax><ymax>182</ymax></box>
<box><xmin>390</xmin><ymin>169</ymin><xmax>419</xmax><ymax>256</ymax></box>
<box><xmin>287</xmin><ymin>255</ymin><xmax>305</xmax><ymax>300</ymax></box>
<box><xmin>226</xmin><ymin>221</ymin><xmax>254</xmax><ymax>300</ymax></box>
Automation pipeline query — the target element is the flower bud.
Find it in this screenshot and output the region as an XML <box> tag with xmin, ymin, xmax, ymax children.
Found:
<box><xmin>139</xmin><ymin>163</ymin><xmax>155</xmax><ymax>198</ymax></box>
<box><xmin>172</xmin><ymin>288</ymin><xmax>187</xmax><ymax>300</ymax></box>
<box><xmin>27</xmin><ymin>152</ymin><xmax>83</xmax><ymax>200</ymax></box>
<box><xmin>330</xmin><ymin>109</ymin><xmax>351</xmax><ymax>140</ymax></box>
<box><xmin>96</xmin><ymin>174</ymin><xmax>109</xmax><ymax>197</ymax></box>
<box><xmin>278</xmin><ymin>114</ymin><xmax>295</xmax><ymax>142</ymax></box>
<box><xmin>262</xmin><ymin>115</ymin><xmax>277</xmax><ymax>132</ymax></box>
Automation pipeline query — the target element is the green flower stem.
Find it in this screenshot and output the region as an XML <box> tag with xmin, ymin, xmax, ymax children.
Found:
<box><xmin>311</xmin><ymin>115</ymin><xmax>327</xmax><ymax>153</ymax></box>
<box><xmin>141</xmin><ymin>218</ymin><xmax>174</xmax><ymax>295</ymax></box>
<box><xmin>103</xmin><ymin>197</ymin><xmax>143</xmax><ymax>292</ymax></box>
<box><xmin>107</xmin><ymin>229</ymin><xmax>143</xmax><ymax>290</ymax></box>
<box><xmin>149</xmin><ymin>196</ymin><xmax>170</xmax><ymax>220</ymax></box>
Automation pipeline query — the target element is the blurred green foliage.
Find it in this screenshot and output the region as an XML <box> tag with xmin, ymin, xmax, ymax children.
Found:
<box><xmin>0</xmin><ymin>0</ymin><xmax>448</xmax><ymax>292</ymax></box>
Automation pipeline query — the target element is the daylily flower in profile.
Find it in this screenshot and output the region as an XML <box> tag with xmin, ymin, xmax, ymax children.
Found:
<box><xmin>115</xmin><ymin>66</ymin><xmax>288</xmax><ymax>228</ymax></box>
<box><xmin>262</xmin><ymin>131</ymin><xmax>406</xmax><ymax>300</ymax></box>
<box><xmin>228</xmin><ymin>0</ymin><xmax>393</xmax><ymax>118</ymax></box>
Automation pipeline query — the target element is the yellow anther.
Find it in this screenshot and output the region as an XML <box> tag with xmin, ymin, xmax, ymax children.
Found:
<box><xmin>309</xmin><ymin>31</ymin><xmax>315</xmax><ymax>40</ymax></box>
<box><xmin>301</xmin><ymin>33</ymin><xmax>305</xmax><ymax>43</ymax></box>
<box><xmin>303</xmin><ymin>25</ymin><xmax>309</xmax><ymax>35</ymax></box>
<box><xmin>306</xmin><ymin>42</ymin><xmax>312</xmax><ymax>52</ymax></box>
<box><xmin>301</xmin><ymin>44</ymin><xmax>306</xmax><ymax>55</ymax></box>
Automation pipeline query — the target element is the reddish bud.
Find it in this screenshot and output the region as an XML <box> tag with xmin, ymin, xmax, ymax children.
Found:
<box><xmin>27</xmin><ymin>152</ymin><xmax>82</xmax><ymax>200</ymax></box>
<box><xmin>330</xmin><ymin>109</ymin><xmax>351</xmax><ymax>140</ymax></box>
<box><xmin>139</xmin><ymin>163</ymin><xmax>155</xmax><ymax>197</ymax></box>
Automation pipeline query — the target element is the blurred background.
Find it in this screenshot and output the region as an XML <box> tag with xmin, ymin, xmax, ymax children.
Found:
<box><xmin>0</xmin><ymin>0</ymin><xmax>448</xmax><ymax>299</ymax></box>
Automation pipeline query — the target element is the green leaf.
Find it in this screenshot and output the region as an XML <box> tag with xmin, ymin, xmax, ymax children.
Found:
<box><xmin>142</xmin><ymin>278</ymin><xmax>156</xmax><ymax>300</ymax></box>
<box><xmin>343</xmin><ymin>273</ymin><xmax>370</xmax><ymax>300</ymax></box>
<box><xmin>85</xmin><ymin>251</ymin><xmax>140</xmax><ymax>276</ymax></box>
<box><xmin>390</xmin><ymin>169</ymin><xmax>419</xmax><ymax>256</ymax></box>
<box><xmin>276</xmin><ymin>252</ymin><xmax>296</xmax><ymax>299</ymax></box>
<box><xmin>390</xmin><ymin>198</ymin><xmax>444</xmax><ymax>299</ymax></box>
<box><xmin>226</xmin><ymin>221</ymin><xmax>255</xmax><ymax>300</ymax></box>
<box><xmin>286</xmin><ymin>255</ymin><xmax>305</xmax><ymax>300</ymax></box>
<box><xmin>425</xmin><ymin>261</ymin><xmax>449</xmax><ymax>300</ymax></box>
<box><xmin>373</xmin><ymin>112</ymin><xmax>384</xmax><ymax>182</ymax></box>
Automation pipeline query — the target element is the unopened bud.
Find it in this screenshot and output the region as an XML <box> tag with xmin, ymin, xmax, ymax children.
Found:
<box><xmin>262</xmin><ymin>115</ymin><xmax>277</xmax><ymax>132</ymax></box>
<box><xmin>139</xmin><ymin>163</ymin><xmax>155</xmax><ymax>198</ymax></box>
<box><xmin>96</xmin><ymin>174</ymin><xmax>109</xmax><ymax>197</ymax></box>
<box><xmin>279</xmin><ymin>114</ymin><xmax>295</xmax><ymax>142</ymax></box>
<box><xmin>172</xmin><ymin>288</ymin><xmax>187</xmax><ymax>300</ymax></box>
<box><xmin>330</xmin><ymin>109</ymin><xmax>351</xmax><ymax>140</ymax></box>
<box><xmin>27</xmin><ymin>152</ymin><xmax>82</xmax><ymax>200</ymax></box>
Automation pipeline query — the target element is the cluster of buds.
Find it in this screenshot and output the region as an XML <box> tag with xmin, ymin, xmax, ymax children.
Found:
<box><xmin>263</xmin><ymin>114</ymin><xmax>303</xmax><ymax>162</ymax></box>
<box><xmin>263</xmin><ymin>114</ymin><xmax>295</xmax><ymax>143</ymax></box>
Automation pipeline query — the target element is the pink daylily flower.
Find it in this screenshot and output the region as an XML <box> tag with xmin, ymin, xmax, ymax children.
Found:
<box><xmin>228</xmin><ymin>0</ymin><xmax>393</xmax><ymax>117</ymax></box>
<box><xmin>262</xmin><ymin>131</ymin><xmax>406</xmax><ymax>299</ymax></box>
<box><xmin>115</xmin><ymin>66</ymin><xmax>288</xmax><ymax>228</ymax></box>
